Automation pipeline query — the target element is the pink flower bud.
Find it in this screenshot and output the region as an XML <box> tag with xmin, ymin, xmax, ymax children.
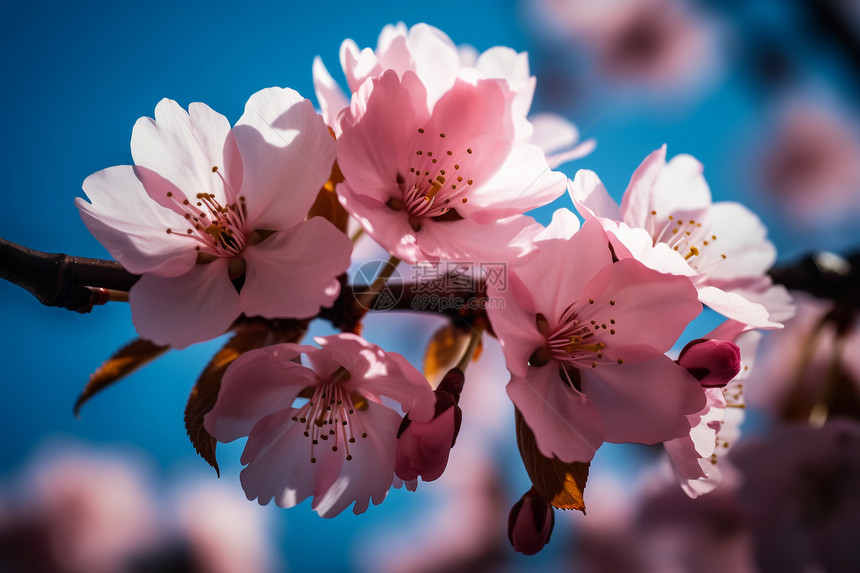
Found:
<box><xmin>508</xmin><ymin>487</ymin><xmax>555</xmax><ymax>555</ymax></box>
<box><xmin>677</xmin><ymin>338</ymin><xmax>741</xmax><ymax>388</ymax></box>
<box><xmin>394</xmin><ymin>368</ymin><xmax>464</xmax><ymax>482</ymax></box>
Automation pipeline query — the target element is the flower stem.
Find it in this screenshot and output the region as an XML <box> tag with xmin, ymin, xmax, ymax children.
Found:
<box><xmin>455</xmin><ymin>324</ymin><xmax>484</xmax><ymax>372</ymax></box>
<box><xmin>356</xmin><ymin>254</ymin><xmax>400</xmax><ymax>311</ymax></box>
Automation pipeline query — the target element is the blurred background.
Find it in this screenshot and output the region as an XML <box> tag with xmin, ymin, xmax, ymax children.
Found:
<box><xmin>1</xmin><ymin>0</ymin><xmax>859</xmax><ymax>571</ymax></box>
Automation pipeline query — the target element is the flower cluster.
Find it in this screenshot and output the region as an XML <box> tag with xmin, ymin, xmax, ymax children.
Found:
<box><xmin>74</xmin><ymin>22</ymin><xmax>790</xmax><ymax>553</ymax></box>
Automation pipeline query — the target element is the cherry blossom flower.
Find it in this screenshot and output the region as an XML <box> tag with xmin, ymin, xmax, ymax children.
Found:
<box><xmin>337</xmin><ymin>70</ymin><xmax>565</xmax><ymax>264</ymax></box>
<box><xmin>0</xmin><ymin>444</ymin><xmax>160</xmax><ymax>573</ymax></box>
<box><xmin>664</xmin><ymin>321</ymin><xmax>760</xmax><ymax>498</ymax></box>
<box><xmin>486</xmin><ymin>212</ymin><xmax>706</xmax><ymax>463</ymax></box>
<box><xmin>204</xmin><ymin>333</ymin><xmax>435</xmax><ymax>517</ymax></box>
<box><xmin>756</xmin><ymin>99</ymin><xmax>860</xmax><ymax>228</ymax></box>
<box><xmin>313</xmin><ymin>22</ymin><xmax>593</xmax><ymax>162</ymax></box>
<box><xmin>570</xmin><ymin>145</ymin><xmax>786</xmax><ymax>329</ymax></box>
<box><xmin>77</xmin><ymin>88</ymin><xmax>352</xmax><ymax>348</ymax></box>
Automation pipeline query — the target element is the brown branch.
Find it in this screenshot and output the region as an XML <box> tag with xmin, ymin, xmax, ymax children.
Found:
<box><xmin>0</xmin><ymin>237</ymin><xmax>489</xmax><ymax>323</ymax></box>
<box><xmin>0</xmin><ymin>238</ymin><xmax>139</xmax><ymax>313</ymax></box>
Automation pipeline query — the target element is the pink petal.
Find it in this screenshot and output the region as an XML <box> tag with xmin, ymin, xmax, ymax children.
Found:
<box><xmin>508</xmin><ymin>367</ymin><xmax>605</xmax><ymax>463</ymax></box>
<box><xmin>618</xmin><ymin>145</ymin><xmax>668</xmax><ymax>228</ymax></box>
<box><xmin>402</xmin><ymin>23</ymin><xmax>460</xmax><ymax>107</ymax></box>
<box><xmin>515</xmin><ymin>219</ymin><xmax>616</xmax><ymax>325</ymax></box>
<box><xmin>697</xmin><ymin>286</ymin><xmax>780</xmax><ymax>329</ymax></box>
<box><xmin>486</xmin><ymin>273</ymin><xmax>547</xmax><ymax>379</ymax></box>
<box><xmin>131</xmin><ymin>99</ymin><xmax>241</xmax><ymax>210</ymax></box>
<box><xmin>239</xmin><ymin>410</ymin><xmax>331</xmax><ymax>508</ymax></box>
<box><xmin>129</xmin><ymin>259</ymin><xmax>240</xmax><ymax>349</ymax></box>
<box><xmin>240</xmin><ymin>217</ymin><xmax>351</xmax><ymax>319</ymax></box>
<box><xmin>311</xmin><ymin>402</ymin><xmax>402</xmax><ymax>517</ymax></box>
<box><xmin>699</xmin><ymin>202</ymin><xmax>776</xmax><ymax>281</ymax></box>
<box><xmin>204</xmin><ymin>343</ymin><xmax>320</xmax><ymax>442</ymax></box>
<box><xmin>337</xmin><ymin>70</ymin><xmax>430</xmax><ymax>204</ymax></box>
<box><xmin>340</xmin><ymin>38</ymin><xmax>383</xmax><ymax>94</ymax></box>
<box><xmin>312</xmin><ymin>56</ymin><xmax>350</xmax><ymax>135</ymax></box>
<box><xmin>233</xmin><ymin>87</ymin><xmax>336</xmax><ymax>231</ymax></box>
<box><xmin>568</xmin><ymin>169</ymin><xmax>622</xmax><ymax>221</ymax></box>
<box><xmin>582</xmin><ymin>356</ymin><xmax>705</xmax><ymax>445</ymax></box>
<box><xmin>314</xmin><ymin>334</ymin><xmax>436</xmax><ymax>423</ymax></box>
<box><xmin>394</xmin><ymin>406</ymin><xmax>458</xmax><ymax>482</ymax></box>
<box><xmin>336</xmin><ymin>181</ymin><xmax>423</xmax><ymax>263</ymax></box>
<box><xmin>461</xmin><ymin>139</ymin><xmax>567</xmax><ymax>223</ymax></box>
<box><xmin>581</xmin><ymin>258</ymin><xmax>702</xmax><ymax>358</ymax></box>
<box><xmin>474</xmin><ymin>46</ymin><xmax>534</xmax><ymax>127</ymax></box>
<box><xmin>415</xmin><ymin>214</ymin><xmax>537</xmax><ymax>264</ymax></box>
<box><xmin>77</xmin><ymin>166</ymin><xmax>196</xmax><ymax>276</ymax></box>
<box><xmin>645</xmin><ymin>152</ymin><xmax>712</xmax><ymax>222</ymax></box>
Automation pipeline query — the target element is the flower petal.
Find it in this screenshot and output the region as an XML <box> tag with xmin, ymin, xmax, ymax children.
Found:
<box><xmin>234</xmin><ymin>87</ymin><xmax>336</xmax><ymax>231</ymax></box>
<box><xmin>77</xmin><ymin>166</ymin><xmax>196</xmax><ymax>276</ymax></box>
<box><xmin>312</xmin><ymin>55</ymin><xmax>350</xmax><ymax>135</ymax></box>
<box><xmin>240</xmin><ymin>217</ymin><xmax>351</xmax><ymax>319</ymax></box>
<box><xmin>582</xmin><ymin>357</ymin><xmax>705</xmax><ymax>445</ymax></box>
<box><xmin>239</xmin><ymin>410</ymin><xmax>329</xmax><ymax>508</ymax></box>
<box><xmin>204</xmin><ymin>343</ymin><xmax>320</xmax><ymax>442</ymax></box>
<box><xmin>311</xmin><ymin>402</ymin><xmax>402</xmax><ymax>517</ymax></box>
<box><xmin>131</xmin><ymin>99</ymin><xmax>240</xmax><ymax>209</ymax></box>
<box><xmin>508</xmin><ymin>366</ymin><xmax>605</xmax><ymax>463</ymax></box>
<box><xmin>129</xmin><ymin>259</ymin><xmax>240</xmax><ymax>348</ymax></box>
<box><xmin>569</xmin><ymin>169</ymin><xmax>622</xmax><ymax>221</ymax></box>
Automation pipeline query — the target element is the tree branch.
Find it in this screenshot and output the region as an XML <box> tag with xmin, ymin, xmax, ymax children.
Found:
<box><xmin>0</xmin><ymin>238</ymin><xmax>139</xmax><ymax>313</ymax></box>
<box><xmin>0</xmin><ymin>237</ymin><xmax>489</xmax><ymax>324</ymax></box>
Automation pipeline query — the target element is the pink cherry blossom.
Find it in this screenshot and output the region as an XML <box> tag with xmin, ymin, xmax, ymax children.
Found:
<box><xmin>664</xmin><ymin>320</ymin><xmax>760</xmax><ymax>498</ymax></box>
<box><xmin>204</xmin><ymin>333</ymin><xmax>435</xmax><ymax>517</ymax></box>
<box><xmin>337</xmin><ymin>70</ymin><xmax>566</xmax><ymax>264</ymax></box>
<box><xmin>76</xmin><ymin>88</ymin><xmax>352</xmax><ymax>348</ymax></box>
<box><xmin>313</xmin><ymin>22</ymin><xmax>593</xmax><ymax>163</ymax></box>
<box><xmin>570</xmin><ymin>145</ymin><xmax>787</xmax><ymax>329</ymax></box>
<box><xmin>487</xmin><ymin>213</ymin><xmax>706</xmax><ymax>463</ymax></box>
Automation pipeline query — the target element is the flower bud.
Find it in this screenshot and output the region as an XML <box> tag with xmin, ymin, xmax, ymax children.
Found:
<box><xmin>508</xmin><ymin>487</ymin><xmax>554</xmax><ymax>555</ymax></box>
<box><xmin>394</xmin><ymin>368</ymin><xmax>464</xmax><ymax>482</ymax></box>
<box><xmin>677</xmin><ymin>338</ymin><xmax>741</xmax><ymax>388</ymax></box>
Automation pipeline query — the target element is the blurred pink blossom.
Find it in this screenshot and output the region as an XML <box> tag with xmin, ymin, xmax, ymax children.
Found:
<box><xmin>732</xmin><ymin>419</ymin><xmax>860</xmax><ymax>572</ymax></box>
<box><xmin>756</xmin><ymin>99</ymin><xmax>860</xmax><ymax>227</ymax></box>
<box><xmin>530</xmin><ymin>0</ymin><xmax>723</xmax><ymax>98</ymax></box>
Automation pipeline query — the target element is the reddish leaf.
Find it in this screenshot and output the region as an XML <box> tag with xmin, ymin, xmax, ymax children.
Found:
<box><xmin>307</xmin><ymin>159</ymin><xmax>349</xmax><ymax>234</ymax></box>
<box><xmin>185</xmin><ymin>318</ymin><xmax>308</xmax><ymax>475</ymax></box>
<box><xmin>75</xmin><ymin>338</ymin><xmax>169</xmax><ymax>417</ymax></box>
<box><xmin>515</xmin><ymin>409</ymin><xmax>589</xmax><ymax>513</ymax></box>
